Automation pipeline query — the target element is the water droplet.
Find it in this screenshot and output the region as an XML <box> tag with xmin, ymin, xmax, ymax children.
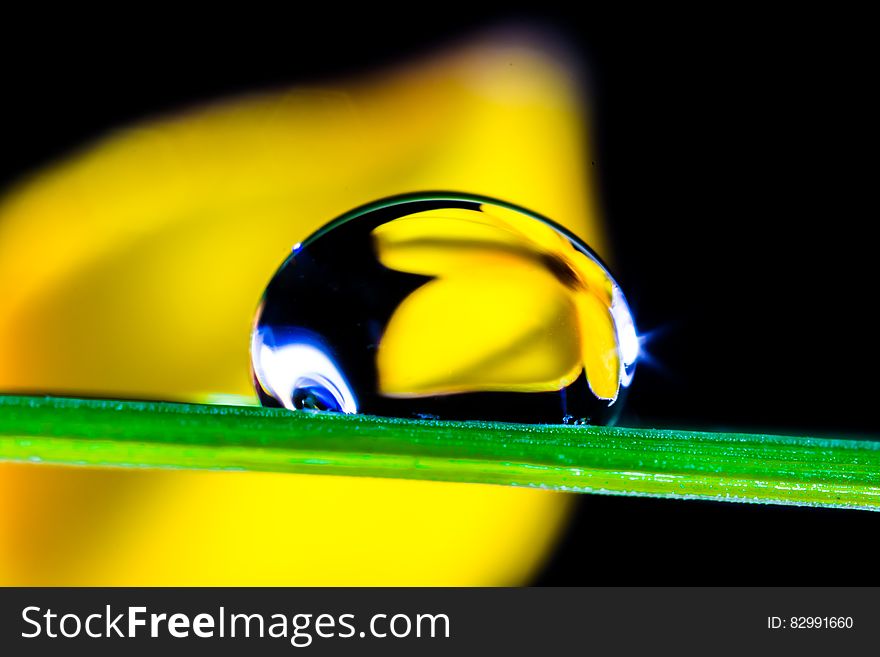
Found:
<box><xmin>251</xmin><ymin>193</ymin><xmax>638</xmax><ymax>424</ymax></box>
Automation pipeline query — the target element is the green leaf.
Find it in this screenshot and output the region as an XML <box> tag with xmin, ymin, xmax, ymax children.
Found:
<box><xmin>2</xmin><ymin>395</ymin><xmax>879</xmax><ymax>511</ymax></box>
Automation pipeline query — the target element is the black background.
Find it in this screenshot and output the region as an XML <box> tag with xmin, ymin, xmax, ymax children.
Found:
<box><xmin>2</xmin><ymin>9</ymin><xmax>875</xmax><ymax>584</ymax></box>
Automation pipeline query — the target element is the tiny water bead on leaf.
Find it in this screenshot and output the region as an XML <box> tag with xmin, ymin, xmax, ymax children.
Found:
<box><xmin>251</xmin><ymin>194</ymin><xmax>639</xmax><ymax>424</ymax></box>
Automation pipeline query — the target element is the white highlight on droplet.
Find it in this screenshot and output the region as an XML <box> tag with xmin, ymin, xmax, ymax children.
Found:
<box><xmin>611</xmin><ymin>284</ymin><xmax>639</xmax><ymax>388</ymax></box>
<box><xmin>252</xmin><ymin>330</ymin><xmax>358</xmax><ymax>413</ymax></box>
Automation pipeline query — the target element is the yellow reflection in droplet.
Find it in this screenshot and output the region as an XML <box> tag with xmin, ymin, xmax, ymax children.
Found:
<box><xmin>373</xmin><ymin>204</ymin><xmax>621</xmax><ymax>399</ymax></box>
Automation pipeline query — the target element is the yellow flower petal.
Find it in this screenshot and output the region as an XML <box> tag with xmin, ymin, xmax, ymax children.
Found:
<box><xmin>0</xmin><ymin>33</ymin><xmax>595</xmax><ymax>587</ymax></box>
<box><xmin>372</xmin><ymin>209</ymin><xmax>536</xmax><ymax>278</ymax></box>
<box><xmin>574</xmin><ymin>291</ymin><xmax>621</xmax><ymax>401</ymax></box>
<box><xmin>373</xmin><ymin>202</ymin><xmax>624</xmax><ymax>402</ymax></box>
<box><xmin>377</xmin><ymin>267</ymin><xmax>583</xmax><ymax>396</ymax></box>
<box><xmin>478</xmin><ymin>203</ymin><xmax>573</xmax><ymax>254</ymax></box>
<box><xmin>373</xmin><ymin>204</ymin><xmax>615</xmax><ymax>304</ymax></box>
<box><xmin>478</xmin><ymin>205</ymin><xmax>615</xmax><ymax>306</ymax></box>
<box><xmin>568</xmin><ymin>249</ymin><xmax>613</xmax><ymax>305</ymax></box>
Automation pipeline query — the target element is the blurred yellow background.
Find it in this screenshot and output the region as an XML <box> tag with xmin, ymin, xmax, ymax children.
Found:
<box><xmin>0</xmin><ymin>32</ymin><xmax>607</xmax><ymax>585</ymax></box>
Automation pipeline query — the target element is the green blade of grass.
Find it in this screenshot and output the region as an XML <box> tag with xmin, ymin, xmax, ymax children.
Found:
<box><xmin>1</xmin><ymin>394</ymin><xmax>879</xmax><ymax>511</ymax></box>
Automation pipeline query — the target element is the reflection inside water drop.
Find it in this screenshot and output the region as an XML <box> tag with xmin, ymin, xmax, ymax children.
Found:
<box><xmin>251</xmin><ymin>193</ymin><xmax>638</xmax><ymax>424</ymax></box>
